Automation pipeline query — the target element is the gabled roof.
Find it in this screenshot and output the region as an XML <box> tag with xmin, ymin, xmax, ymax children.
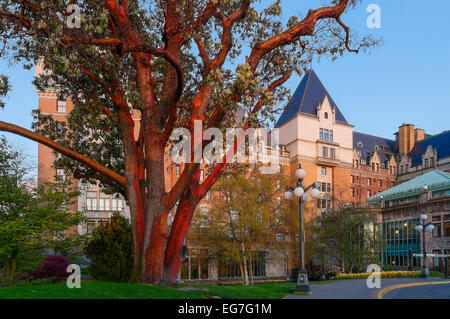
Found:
<box><xmin>353</xmin><ymin>131</ymin><xmax>396</xmax><ymax>163</ymax></box>
<box><xmin>408</xmin><ymin>130</ymin><xmax>450</xmax><ymax>167</ymax></box>
<box><xmin>368</xmin><ymin>170</ymin><xmax>450</xmax><ymax>203</ymax></box>
<box><xmin>275</xmin><ymin>69</ymin><xmax>348</xmax><ymax>127</ymax></box>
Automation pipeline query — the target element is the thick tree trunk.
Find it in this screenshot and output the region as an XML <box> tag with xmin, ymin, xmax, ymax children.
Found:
<box><xmin>138</xmin><ymin>132</ymin><xmax>168</xmax><ymax>283</ymax></box>
<box><xmin>143</xmin><ymin>214</ymin><xmax>168</xmax><ymax>283</ymax></box>
<box><xmin>127</xmin><ymin>184</ymin><xmax>146</xmax><ymax>282</ymax></box>
<box><xmin>163</xmin><ymin>194</ymin><xmax>196</xmax><ymax>285</ymax></box>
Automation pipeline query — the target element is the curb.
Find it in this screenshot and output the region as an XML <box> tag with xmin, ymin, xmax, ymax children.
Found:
<box><xmin>377</xmin><ymin>281</ymin><xmax>450</xmax><ymax>299</ymax></box>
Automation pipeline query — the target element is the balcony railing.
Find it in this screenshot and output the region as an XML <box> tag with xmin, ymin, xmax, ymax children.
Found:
<box><xmin>83</xmin><ymin>210</ymin><xmax>124</xmax><ymax>219</ymax></box>
<box><xmin>431</xmin><ymin>190</ymin><xmax>450</xmax><ymax>200</ymax></box>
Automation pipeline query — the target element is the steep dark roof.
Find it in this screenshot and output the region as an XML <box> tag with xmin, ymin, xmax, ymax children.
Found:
<box><xmin>353</xmin><ymin>131</ymin><xmax>396</xmax><ymax>163</ymax></box>
<box><xmin>409</xmin><ymin>130</ymin><xmax>450</xmax><ymax>167</ymax></box>
<box><xmin>275</xmin><ymin>69</ymin><xmax>348</xmax><ymax>127</ymax></box>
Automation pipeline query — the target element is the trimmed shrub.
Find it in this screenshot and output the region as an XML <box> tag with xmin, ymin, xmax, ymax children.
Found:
<box><xmin>430</xmin><ymin>271</ymin><xmax>444</xmax><ymax>278</ymax></box>
<box><xmin>84</xmin><ymin>213</ymin><xmax>134</xmax><ymax>282</ymax></box>
<box><xmin>29</xmin><ymin>255</ymin><xmax>70</xmax><ymax>281</ymax></box>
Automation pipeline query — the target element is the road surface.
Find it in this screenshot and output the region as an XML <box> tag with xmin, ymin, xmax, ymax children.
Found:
<box><xmin>284</xmin><ymin>278</ymin><xmax>450</xmax><ymax>299</ymax></box>
<box><xmin>382</xmin><ymin>281</ymin><xmax>450</xmax><ymax>299</ymax></box>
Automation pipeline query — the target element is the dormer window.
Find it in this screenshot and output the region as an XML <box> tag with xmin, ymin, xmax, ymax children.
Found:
<box><xmin>357</xmin><ymin>141</ymin><xmax>363</xmax><ymax>148</ymax></box>
<box><xmin>324</xmin><ymin>112</ymin><xmax>328</xmax><ymax>119</ymax></box>
<box><xmin>424</xmin><ymin>157</ymin><xmax>435</xmax><ymax>168</ymax></box>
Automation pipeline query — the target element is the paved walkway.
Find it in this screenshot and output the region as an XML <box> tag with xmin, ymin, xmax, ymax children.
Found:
<box><xmin>284</xmin><ymin>278</ymin><xmax>450</xmax><ymax>299</ymax></box>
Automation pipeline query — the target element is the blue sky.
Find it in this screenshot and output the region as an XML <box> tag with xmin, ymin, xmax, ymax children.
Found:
<box><xmin>1</xmin><ymin>0</ymin><xmax>449</xmax><ymax>162</ymax></box>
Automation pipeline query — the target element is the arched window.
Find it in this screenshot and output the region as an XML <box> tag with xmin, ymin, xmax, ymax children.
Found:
<box><xmin>324</xmin><ymin>112</ymin><xmax>328</xmax><ymax>119</ymax></box>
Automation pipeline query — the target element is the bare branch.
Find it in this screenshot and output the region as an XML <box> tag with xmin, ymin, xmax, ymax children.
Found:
<box><xmin>335</xmin><ymin>17</ymin><xmax>360</xmax><ymax>53</ymax></box>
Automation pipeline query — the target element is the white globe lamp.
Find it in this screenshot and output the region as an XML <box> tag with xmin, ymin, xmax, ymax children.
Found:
<box><xmin>310</xmin><ymin>188</ymin><xmax>320</xmax><ymax>199</ymax></box>
<box><xmin>295</xmin><ymin>168</ymin><xmax>306</xmax><ymax>180</ymax></box>
<box><xmin>284</xmin><ymin>191</ymin><xmax>293</xmax><ymax>200</ymax></box>
<box><xmin>293</xmin><ymin>187</ymin><xmax>304</xmax><ymax>198</ymax></box>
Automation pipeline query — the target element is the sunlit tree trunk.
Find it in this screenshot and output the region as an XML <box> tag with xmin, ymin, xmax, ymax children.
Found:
<box><xmin>8</xmin><ymin>249</ymin><xmax>18</xmax><ymax>278</ymax></box>
<box><xmin>242</xmin><ymin>243</ymin><xmax>249</xmax><ymax>285</ymax></box>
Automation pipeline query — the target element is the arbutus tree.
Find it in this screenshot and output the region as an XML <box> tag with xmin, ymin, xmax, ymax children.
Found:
<box><xmin>0</xmin><ymin>0</ymin><xmax>379</xmax><ymax>285</ymax></box>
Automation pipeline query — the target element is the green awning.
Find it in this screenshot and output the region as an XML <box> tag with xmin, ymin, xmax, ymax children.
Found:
<box><xmin>368</xmin><ymin>170</ymin><xmax>450</xmax><ymax>203</ymax></box>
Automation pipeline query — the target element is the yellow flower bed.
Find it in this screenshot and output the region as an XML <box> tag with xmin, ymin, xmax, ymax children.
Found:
<box><xmin>334</xmin><ymin>271</ymin><xmax>420</xmax><ymax>280</ymax></box>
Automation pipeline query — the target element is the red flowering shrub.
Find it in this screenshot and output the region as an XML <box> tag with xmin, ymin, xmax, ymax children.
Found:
<box><xmin>29</xmin><ymin>255</ymin><xmax>71</xmax><ymax>281</ymax></box>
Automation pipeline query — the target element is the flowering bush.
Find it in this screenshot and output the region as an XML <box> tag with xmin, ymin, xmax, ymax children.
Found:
<box><xmin>334</xmin><ymin>271</ymin><xmax>420</xmax><ymax>280</ymax></box>
<box><xmin>29</xmin><ymin>255</ymin><xmax>70</xmax><ymax>281</ymax></box>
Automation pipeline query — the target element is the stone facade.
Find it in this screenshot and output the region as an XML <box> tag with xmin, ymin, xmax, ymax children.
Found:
<box><xmin>278</xmin><ymin>95</ymin><xmax>354</xmax><ymax>214</ymax></box>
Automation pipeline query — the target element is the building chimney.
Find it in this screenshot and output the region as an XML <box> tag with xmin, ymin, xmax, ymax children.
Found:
<box><xmin>415</xmin><ymin>128</ymin><xmax>425</xmax><ymax>142</ymax></box>
<box><xmin>398</xmin><ymin>124</ymin><xmax>416</xmax><ymax>154</ymax></box>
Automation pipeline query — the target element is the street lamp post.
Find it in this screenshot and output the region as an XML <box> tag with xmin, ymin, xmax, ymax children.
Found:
<box><xmin>415</xmin><ymin>213</ymin><xmax>435</xmax><ymax>278</ymax></box>
<box><xmin>284</xmin><ymin>164</ymin><xmax>321</xmax><ymax>295</ymax></box>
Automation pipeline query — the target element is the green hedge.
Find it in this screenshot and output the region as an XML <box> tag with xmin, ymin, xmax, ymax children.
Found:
<box><xmin>334</xmin><ymin>270</ymin><xmax>444</xmax><ymax>280</ymax></box>
<box><xmin>334</xmin><ymin>271</ymin><xmax>420</xmax><ymax>280</ymax></box>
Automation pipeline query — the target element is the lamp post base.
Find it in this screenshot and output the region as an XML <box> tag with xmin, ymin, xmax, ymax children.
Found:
<box><xmin>293</xmin><ymin>270</ymin><xmax>311</xmax><ymax>295</ymax></box>
<box><xmin>420</xmin><ymin>268</ymin><xmax>430</xmax><ymax>278</ymax></box>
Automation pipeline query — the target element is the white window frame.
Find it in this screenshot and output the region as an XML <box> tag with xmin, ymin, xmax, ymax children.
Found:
<box><xmin>57</xmin><ymin>99</ymin><xmax>67</xmax><ymax>113</ymax></box>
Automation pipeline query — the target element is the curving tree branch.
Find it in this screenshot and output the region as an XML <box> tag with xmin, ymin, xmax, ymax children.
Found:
<box><xmin>248</xmin><ymin>0</ymin><xmax>350</xmax><ymax>71</ymax></box>
<box><xmin>0</xmin><ymin>121</ymin><xmax>126</xmax><ymax>187</ymax></box>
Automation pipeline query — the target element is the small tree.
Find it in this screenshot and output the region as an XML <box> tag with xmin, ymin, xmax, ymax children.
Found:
<box><xmin>310</xmin><ymin>208</ymin><xmax>382</xmax><ymax>274</ymax></box>
<box><xmin>0</xmin><ymin>136</ymin><xmax>83</xmax><ymax>281</ymax></box>
<box><xmin>85</xmin><ymin>213</ymin><xmax>134</xmax><ymax>282</ymax></box>
<box><xmin>190</xmin><ymin>167</ymin><xmax>285</xmax><ymax>285</ymax></box>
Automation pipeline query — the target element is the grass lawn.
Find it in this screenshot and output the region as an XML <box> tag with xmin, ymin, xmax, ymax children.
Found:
<box><xmin>0</xmin><ymin>281</ymin><xmax>296</xmax><ymax>299</ymax></box>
